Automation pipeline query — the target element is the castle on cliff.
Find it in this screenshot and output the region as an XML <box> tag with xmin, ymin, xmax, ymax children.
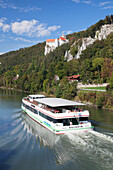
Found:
<box><xmin>44</xmin><ymin>34</ymin><xmax>68</xmax><ymax>55</ymax></box>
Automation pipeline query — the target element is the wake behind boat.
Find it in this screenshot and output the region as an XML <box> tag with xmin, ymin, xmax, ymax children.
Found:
<box><xmin>21</xmin><ymin>95</ymin><xmax>94</xmax><ymax>134</ymax></box>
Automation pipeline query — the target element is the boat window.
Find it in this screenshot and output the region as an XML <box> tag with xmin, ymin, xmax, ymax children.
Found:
<box><xmin>39</xmin><ymin>111</ymin><xmax>53</xmax><ymax>122</ymax></box>
<box><xmin>53</xmin><ymin>118</ymin><xmax>79</xmax><ymax>126</ymax></box>
<box><xmin>63</xmin><ymin>119</ymin><xmax>70</xmax><ymax>126</ymax></box>
<box><xmin>53</xmin><ymin>119</ymin><xmax>63</xmax><ymax>123</ymax></box>
<box><xmin>71</xmin><ymin>118</ymin><xmax>79</xmax><ymax>125</ymax></box>
<box><xmin>23</xmin><ymin>103</ymin><xmax>38</xmax><ymax>114</ymax></box>
<box><xmin>79</xmin><ymin>117</ymin><xmax>88</xmax><ymax>121</ymax></box>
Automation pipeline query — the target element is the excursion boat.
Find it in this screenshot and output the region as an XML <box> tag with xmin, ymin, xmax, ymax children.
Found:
<box><xmin>21</xmin><ymin>95</ymin><xmax>94</xmax><ymax>134</ymax></box>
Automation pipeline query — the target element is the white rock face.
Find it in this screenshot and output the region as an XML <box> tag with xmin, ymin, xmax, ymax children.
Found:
<box><xmin>64</xmin><ymin>50</ymin><xmax>73</xmax><ymax>62</ymax></box>
<box><xmin>95</xmin><ymin>24</ymin><xmax>113</xmax><ymax>40</ymax></box>
<box><xmin>76</xmin><ymin>37</ymin><xmax>95</xmax><ymax>59</ymax></box>
<box><xmin>44</xmin><ymin>45</ymin><xmax>56</xmax><ymax>55</ymax></box>
<box><xmin>66</xmin><ymin>23</ymin><xmax>113</xmax><ymax>60</ymax></box>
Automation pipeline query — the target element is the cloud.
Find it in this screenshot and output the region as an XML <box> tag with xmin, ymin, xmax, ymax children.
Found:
<box><xmin>0</xmin><ymin>17</ymin><xmax>10</xmax><ymax>32</ymax></box>
<box><xmin>11</xmin><ymin>19</ymin><xmax>38</xmax><ymax>35</ymax></box>
<box><xmin>66</xmin><ymin>31</ymin><xmax>72</xmax><ymax>34</ymax></box>
<box><xmin>98</xmin><ymin>1</ymin><xmax>113</xmax><ymax>9</ymax></box>
<box><xmin>0</xmin><ymin>0</ymin><xmax>41</xmax><ymax>12</ymax></box>
<box><xmin>72</xmin><ymin>0</ymin><xmax>80</xmax><ymax>3</ymax></box>
<box><xmin>62</xmin><ymin>30</ymin><xmax>72</xmax><ymax>35</ymax></box>
<box><xmin>2</xmin><ymin>24</ymin><xmax>10</xmax><ymax>32</ymax></box>
<box><xmin>72</xmin><ymin>0</ymin><xmax>113</xmax><ymax>9</ymax></box>
<box><xmin>36</xmin><ymin>25</ymin><xmax>60</xmax><ymax>37</ymax></box>
<box><xmin>0</xmin><ymin>18</ymin><xmax>61</xmax><ymax>37</ymax></box>
<box><xmin>0</xmin><ymin>22</ymin><xmax>3</xmax><ymax>28</ymax></box>
<box><xmin>72</xmin><ymin>0</ymin><xmax>91</xmax><ymax>5</ymax></box>
<box><xmin>20</xmin><ymin>7</ymin><xmax>42</xmax><ymax>12</ymax></box>
<box><xmin>82</xmin><ymin>1</ymin><xmax>91</xmax><ymax>5</ymax></box>
<box><xmin>11</xmin><ymin>19</ymin><xmax>61</xmax><ymax>37</ymax></box>
<box><xmin>0</xmin><ymin>17</ymin><xmax>7</xmax><ymax>23</ymax></box>
<box><xmin>102</xmin><ymin>6</ymin><xmax>113</xmax><ymax>9</ymax></box>
<box><xmin>15</xmin><ymin>37</ymin><xmax>37</xmax><ymax>43</ymax></box>
<box><xmin>99</xmin><ymin>2</ymin><xmax>110</xmax><ymax>6</ymax></box>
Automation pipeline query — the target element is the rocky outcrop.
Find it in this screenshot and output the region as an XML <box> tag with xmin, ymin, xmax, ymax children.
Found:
<box><xmin>64</xmin><ymin>50</ymin><xmax>73</xmax><ymax>62</ymax></box>
<box><xmin>76</xmin><ymin>37</ymin><xmax>95</xmax><ymax>59</ymax></box>
<box><xmin>95</xmin><ymin>24</ymin><xmax>113</xmax><ymax>40</ymax></box>
<box><xmin>44</xmin><ymin>45</ymin><xmax>56</xmax><ymax>56</ymax></box>
<box><xmin>65</xmin><ymin>24</ymin><xmax>113</xmax><ymax>61</ymax></box>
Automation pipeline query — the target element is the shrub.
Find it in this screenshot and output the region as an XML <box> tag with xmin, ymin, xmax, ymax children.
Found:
<box><xmin>96</xmin><ymin>94</ymin><xmax>105</xmax><ymax>108</ymax></box>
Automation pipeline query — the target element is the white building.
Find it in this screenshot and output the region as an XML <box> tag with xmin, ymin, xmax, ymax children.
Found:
<box><xmin>44</xmin><ymin>35</ymin><xmax>68</xmax><ymax>55</ymax></box>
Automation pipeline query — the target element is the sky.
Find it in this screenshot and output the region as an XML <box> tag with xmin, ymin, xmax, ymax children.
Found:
<box><xmin>0</xmin><ymin>0</ymin><xmax>113</xmax><ymax>54</ymax></box>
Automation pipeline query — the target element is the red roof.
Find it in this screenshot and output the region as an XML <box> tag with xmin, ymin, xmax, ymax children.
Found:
<box><xmin>46</xmin><ymin>39</ymin><xmax>55</xmax><ymax>42</ymax></box>
<box><xmin>46</xmin><ymin>36</ymin><xmax>67</xmax><ymax>42</ymax></box>
<box><xmin>68</xmin><ymin>75</ymin><xmax>80</xmax><ymax>80</ymax></box>
<box><xmin>60</xmin><ymin>37</ymin><xmax>66</xmax><ymax>41</ymax></box>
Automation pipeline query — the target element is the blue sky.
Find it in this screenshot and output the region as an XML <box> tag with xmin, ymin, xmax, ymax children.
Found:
<box><xmin>0</xmin><ymin>0</ymin><xmax>113</xmax><ymax>54</ymax></box>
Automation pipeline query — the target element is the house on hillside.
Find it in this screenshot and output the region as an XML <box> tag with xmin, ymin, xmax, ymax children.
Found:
<box><xmin>44</xmin><ymin>35</ymin><xmax>68</xmax><ymax>55</ymax></box>
<box><xmin>13</xmin><ymin>74</ymin><xmax>19</xmax><ymax>81</ymax></box>
<box><xmin>68</xmin><ymin>75</ymin><xmax>81</xmax><ymax>83</ymax></box>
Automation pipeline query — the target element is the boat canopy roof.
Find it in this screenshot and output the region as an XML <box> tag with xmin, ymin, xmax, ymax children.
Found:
<box><xmin>34</xmin><ymin>98</ymin><xmax>85</xmax><ymax>107</ymax></box>
<box><xmin>29</xmin><ymin>94</ymin><xmax>45</xmax><ymax>98</ymax></box>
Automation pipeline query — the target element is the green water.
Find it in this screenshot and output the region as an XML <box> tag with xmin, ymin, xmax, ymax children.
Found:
<box><xmin>0</xmin><ymin>89</ymin><xmax>113</xmax><ymax>170</ymax></box>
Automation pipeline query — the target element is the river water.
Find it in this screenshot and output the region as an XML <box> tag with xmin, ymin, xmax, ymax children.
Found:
<box><xmin>0</xmin><ymin>89</ymin><xmax>113</xmax><ymax>170</ymax></box>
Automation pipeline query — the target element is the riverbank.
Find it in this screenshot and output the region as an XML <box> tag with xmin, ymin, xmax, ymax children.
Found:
<box><xmin>76</xmin><ymin>90</ymin><xmax>113</xmax><ymax>111</ymax></box>
<box><xmin>1</xmin><ymin>86</ymin><xmax>113</xmax><ymax>112</ymax></box>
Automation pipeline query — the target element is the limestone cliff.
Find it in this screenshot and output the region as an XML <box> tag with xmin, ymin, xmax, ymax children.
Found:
<box><xmin>65</xmin><ymin>24</ymin><xmax>113</xmax><ymax>61</ymax></box>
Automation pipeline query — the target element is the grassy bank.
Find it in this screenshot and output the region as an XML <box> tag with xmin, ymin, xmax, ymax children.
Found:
<box><xmin>79</xmin><ymin>87</ymin><xmax>106</xmax><ymax>90</ymax></box>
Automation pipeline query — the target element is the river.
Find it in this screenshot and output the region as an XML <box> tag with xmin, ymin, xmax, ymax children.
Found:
<box><xmin>0</xmin><ymin>89</ymin><xmax>113</xmax><ymax>170</ymax></box>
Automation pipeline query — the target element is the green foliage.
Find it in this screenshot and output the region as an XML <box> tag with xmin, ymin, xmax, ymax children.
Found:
<box><xmin>77</xmin><ymin>91</ymin><xmax>113</xmax><ymax>109</ymax></box>
<box><xmin>55</xmin><ymin>77</ymin><xmax>77</xmax><ymax>99</ymax></box>
<box><xmin>109</xmin><ymin>73</ymin><xmax>113</xmax><ymax>89</ymax></box>
<box><xmin>43</xmin><ymin>79</ymin><xmax>49</xmax><ymax>92</ymax></box>
<box><xmin>96</xmin><ymin>94</ymin><xmax>105</xmax><ymax>108</ymax></box>
<box><xmin>70</xmin><ymin>45</ymin><xmax>78</xmax><ymax>56</ymax></box>
<box><xmin>92</xmin><ymin>58</ymin><xmax>104</xmax><ymax>69</ymax></box>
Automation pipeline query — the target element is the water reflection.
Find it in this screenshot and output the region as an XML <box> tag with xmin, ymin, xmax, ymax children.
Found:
<box><xmin>81</xmin><ymin>105</ymin><xmax>113</xmax><ymax>133</ymax></box>
<box><xmin>22</xmin><ymin>111</ymin><xmax>60</xmax><ymax>147</ymax></box>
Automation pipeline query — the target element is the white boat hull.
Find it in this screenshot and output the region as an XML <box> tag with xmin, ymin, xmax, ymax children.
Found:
<box><xmin>21</xmin><ymin>104</ymin><xmax>94</xmax><ymax>135</ymax></box>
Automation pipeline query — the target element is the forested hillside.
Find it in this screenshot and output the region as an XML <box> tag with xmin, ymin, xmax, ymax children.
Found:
<box><xmin>1</xmin><ymin>15</ymin><xmax>113</xmax><ymax>100</ymax></box>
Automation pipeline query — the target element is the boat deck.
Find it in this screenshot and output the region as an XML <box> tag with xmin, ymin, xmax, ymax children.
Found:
<box><xmin>24</xmin><ymin>98</ymin><xmax>83</xmax><ymax>114</ymax></box>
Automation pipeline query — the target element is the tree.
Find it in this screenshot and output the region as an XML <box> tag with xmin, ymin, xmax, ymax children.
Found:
<box><xmin>92</xmin><ymin>58</ymin><xmax>104</xmax><ymax>81</ymax></box>
<box><xmin>55</xmin><ymin>77</ymin><xmax>77</xmax><ymax>99</ymax></box>
<box><xmin>43</xmin><ymin>79</ymin><xmax>49</xmax><ymax>92</ymax></box>
<box><xmin>96</xmin><ymin>94</ymin><xmax>105</xmax><ymax>108</ymax></box>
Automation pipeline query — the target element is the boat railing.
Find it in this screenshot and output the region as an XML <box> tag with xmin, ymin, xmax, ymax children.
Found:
<box><xmin>24</xmin><ymin>98</ymin><xmax>39</xmax><ymax>106</ymax></box>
